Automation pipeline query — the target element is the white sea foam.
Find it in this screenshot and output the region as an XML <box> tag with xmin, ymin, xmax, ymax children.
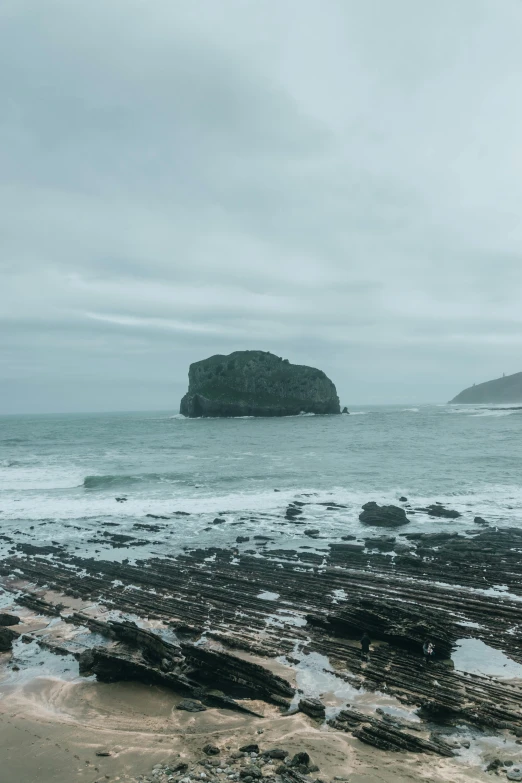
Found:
<box><xmin>471</xmin><ymin>410</ymin><xmax>518</xmax><ymax>417</ymax></box>
<box><xmin>1</xmin><ymin>481</ymin><xmax>522</xmax><ymax>529</ymax></box>
<box><xmin>0</xmin><ymin>464</ymin><xmax>84</xmax><ymax>491</ymax></box>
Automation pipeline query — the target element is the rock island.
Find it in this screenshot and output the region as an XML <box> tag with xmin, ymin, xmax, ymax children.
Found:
<box><xmin>179</xmin><ymin>350</ymin><xmax>341</xmax><ymax>417</ymax></box>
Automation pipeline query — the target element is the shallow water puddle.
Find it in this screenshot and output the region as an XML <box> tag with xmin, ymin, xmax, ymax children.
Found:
<box><xmin>265</xmin><ymin>609</ymin><xmax>307</xmax><ymax>629</ymax></box>
<box><xmin>257</xmin><ymin>591</ymin><xmax>279</xmax><ymax>600</ymax></box>
<box><xmin>282</xmin><ymin>647</ymin><xmax>418</xmax><ymax>722</ymax></box>
<box><xmin>453</xmin><ymin>638</ymin><xmax>522</xmax><ymax>679</ymax></box>
<box><xmin>285</xmin><ymin>649</ymin><xmax>360</xmax><ymax>712</ymax></box>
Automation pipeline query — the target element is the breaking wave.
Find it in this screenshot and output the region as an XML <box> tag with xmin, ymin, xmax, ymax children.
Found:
<box><xmin>83</xmin><ymin>472</ymin><xmax>188</xmax><ymax>490</ymax></box>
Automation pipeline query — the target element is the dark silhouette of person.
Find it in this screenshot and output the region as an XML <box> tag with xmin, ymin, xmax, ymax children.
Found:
<box><xmin>423</xmin><ymin>638</ymin><xmax>435</xmax><ymax>664</ymax></box>
<box><xmin>360</xmin><ymin>632</ymin><xmax>371</xmax><ymax>659</ymax></box>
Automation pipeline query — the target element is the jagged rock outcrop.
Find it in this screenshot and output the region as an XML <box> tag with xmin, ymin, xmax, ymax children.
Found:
<box><xmin>72</xmin><ymin>614</ymin><xmax>293</xmax><ymax>713</ymax></box>
<box><xmin>179</xmin><ymin>350</ymin><xmax>341</xmax><ymax>417</ymax></box>
<box><xmin>450</xmin><ymin>371</ymin><xmax>522</xmax><ymax>403</ymax></box>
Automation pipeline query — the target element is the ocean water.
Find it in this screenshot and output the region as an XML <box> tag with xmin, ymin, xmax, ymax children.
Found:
<box><xmin>1</xmin><ymin>404</ymin><xmax>522</xmax><ymax>562</ymax></box>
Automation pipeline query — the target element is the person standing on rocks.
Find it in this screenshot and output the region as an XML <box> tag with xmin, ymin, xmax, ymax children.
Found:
<box><xmin>360</xmin><ymin>632</ymin><xmax>371</xmax><ymax>660</ymax></box>
<box><xmin>423</xmin><ymin>638</ymin><xmax>435</xmax><ymax>664</ymax></box>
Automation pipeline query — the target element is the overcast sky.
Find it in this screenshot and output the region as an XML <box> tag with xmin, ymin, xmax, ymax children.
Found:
<box><xmin>2</xmin><ymin>0</ymin><xmax>522</xmax><ymax>413</ymax></box>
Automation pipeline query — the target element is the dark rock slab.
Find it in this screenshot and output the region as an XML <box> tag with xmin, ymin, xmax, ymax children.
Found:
<box><xmin>416</xmin><ymin>504</ymin><xmax>461</xmax><ymax>519</ymax></box>
<box><xmin>16</xmin><ymin>593</ymin><xmax>64</xmax><ymax>616</ymax></box>
<box><xmin>0</xmin><ymin>626</ymin><xmax>19</xmax><ymax>651</ymax></box>
<box><xmin>0</xmin><ymin>612</ymin><xmax>20</xmax><ymax>626</ymax></box>
<box><xmin>176</xmin><ymin>699</ymin><xmax>207</xmax><ymax>712</ymax></box>
<box><xmin>181</xmin><ymin>642</ymin><xmax>294</xmax><ymax>705</ymax></box>
<box><xmin>353</xmin><ymin>722</ymin><xmax>456</xmax><ymax>755</ymax></box>
<box><xmin>330</xmin><ymin>708</ymin><xmax>456</xmax><ymax>756</ymax></box>
<box><xmin>364</xmin><ymin>536</ymin><xmax>396</xmax><ymax>551</ymax></box>
<box><xmin>298</xmin><ymin>698</ymin><xmax>325</xmax><ymax>719</ymax></box>
<box><xmin>359</xmin><ymin>502</ymin><xmax>410</xmax><ymax>527</ymax></box>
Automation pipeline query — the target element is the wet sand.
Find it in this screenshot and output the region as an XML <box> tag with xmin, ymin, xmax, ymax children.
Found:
<box><xmin>0</xmin><ymin>603</ymin><xmax>492</xmax><ymax>783</ymax></box>
<box><xmin>0</xmin><ymin>675</ymin><xmax>489</xmax><ymax>783</ymax></box>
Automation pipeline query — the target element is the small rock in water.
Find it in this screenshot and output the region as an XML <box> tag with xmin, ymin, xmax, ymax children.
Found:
<box><xmin>416</xmin><ymin>504</ymin><xmax>461</xmax><ymax>519</ymax></box>
<box><xmin>359</xmin><ymin>502</ymin><xmax>410</xmax><ymax>527</ymax></box>
<box><xmin>507</xmin><ymin>768</ymin><xmax>522</xmax><ymax>782</ymax></box>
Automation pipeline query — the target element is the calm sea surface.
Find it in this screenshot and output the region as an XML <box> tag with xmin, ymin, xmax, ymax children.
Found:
<box><xmin>1</xmin><ymin>405</ymin><xmax>521</xmax><ymax>561</ymax></box>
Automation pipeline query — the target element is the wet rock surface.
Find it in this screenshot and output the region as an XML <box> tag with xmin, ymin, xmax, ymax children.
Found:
<box><xmin>0</xmin><ymin>626</ymin><xmax>19</xmax><ymax>651</ymax></box>
<box><xmin>359</xmin><ymin>502</ymin><xmax>410</xmax><ymax>527</ymax></box>
<box><xmin>298</xmin><ymin>698</ymin><xmax>325</xmax><ymax>720</ymax></box>
<box><xmin>2</xmin><ymin>501</ymin><xmax>522</xmax><ymax>770</ymax></box>
<box><xmin>415</xmin><ymin>504</ymin><xmax>461</xmax><ymax>519</ymax></box>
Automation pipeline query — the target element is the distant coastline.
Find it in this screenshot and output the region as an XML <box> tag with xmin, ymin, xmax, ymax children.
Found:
<box><xmin>450</xmin><ymin>371</ymin><xmax>522</xmax><ymax>404</ymax></box>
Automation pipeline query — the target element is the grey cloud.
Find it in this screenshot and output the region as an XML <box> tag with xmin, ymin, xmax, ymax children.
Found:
<box><xmin>1</xmin><ymin>0</ymin><xmax>522</xmax><ymax>413</ymax></box>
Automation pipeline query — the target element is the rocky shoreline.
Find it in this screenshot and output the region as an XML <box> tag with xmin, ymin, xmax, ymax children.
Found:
<box><xmin>1</xmin><ymin>499</ymin><xmax>522</xmax><ymax>780</ymax></box>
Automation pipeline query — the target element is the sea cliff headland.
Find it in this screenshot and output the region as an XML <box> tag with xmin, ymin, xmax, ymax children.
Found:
<box><xmin>450</xmin><ymin>371</ymin><xmax>522</xmax><ymax>404</ymax></box>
